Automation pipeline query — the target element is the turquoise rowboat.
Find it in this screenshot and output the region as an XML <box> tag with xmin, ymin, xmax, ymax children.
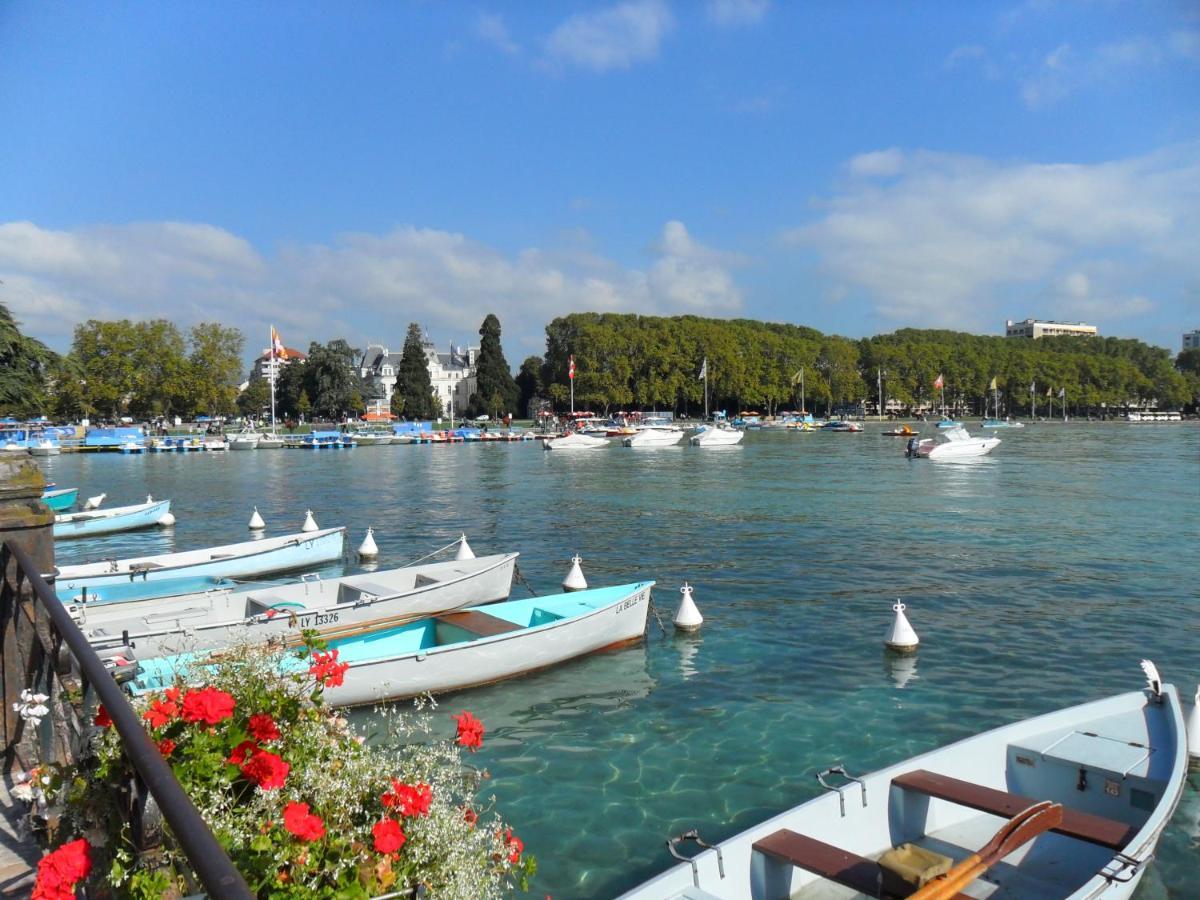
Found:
<box><xmin>620</xmin><ymin>667</ymin><xmax>1187</xmax><ymax>900</ymax></box>
<box><xmin>55</xmin><ymin>527</ymin><xmax>346</xmax><ymax>597</ymax></box>
<box><xmin>42</xmin><ymin>488</ymin><xmax>79</xmax><ymax>511</ymax></box>
<box><xmin>133</xmin><ymin>580</ymin><xmax>654</xmax><ymax>708</ymax></box>
<box><xmin>53</xmin><ymin>499</ymin><xmax>172</xmax><ymax>540</ymax></box>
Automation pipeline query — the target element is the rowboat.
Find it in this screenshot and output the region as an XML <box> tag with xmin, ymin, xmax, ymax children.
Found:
<box><xmin>907</xmin><ymin>426</ymin><xmax>1000</xmax><ymax>459</ymax></box>
<box><xmin>982</xmin><ymin>418</ymin><xmax>1026</xmax><ymax>429</ymax></box>
<box><xmin>41</xmin><ymin>487</ymin><xmax>79</xmax><ymax>511</ymax></box>
<box><xmin>544</xmin><ymin>431</ymin><xmax>610</xmax><ymax>451</ymax></box>
<box><xmin>54</xmin><ymin>527</ymin><xmax>346</xmax><ymax>596</ymax></box>
<box><xmin>690</xmin><ymin>425</ymin><xmax>744</xmax><ymax>447</ymax></box>
<box><xmin>53</xmin><ymin>499</ymin><xmax>172</xmax><ymax>540</ymax></box>
<box><xmin>621</xmin><ymin>669</ymin><xmax>1186</xmax><ymax>900</ymax></box>
<box><xmin>82</xmin><ymin>552</ymin><xmax>519</xmax><ymax>658</ymax></box>
<box><xmin>133</xmin><ymin>580</ymin><xmax>654</xmax><ymax>708</ymax></box>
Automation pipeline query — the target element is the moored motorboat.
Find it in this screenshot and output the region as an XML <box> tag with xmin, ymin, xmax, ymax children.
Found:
<box><xmin>82</xmin><ymin>551</ymin><xmax>520</xmax><ymax>658</ymax></box>
<box><xmin>827</xmin><ymin>420</ymin><xmax>864</xmax><ymax>432</ymax></box>
<box><xmin>906</xmin><ymin>426</ymin><xmax>1000</xmax><ymax>459</ymax></box>
<box><xmin>255</xmin><ymin>433</ymin><xmax>285</xmax><ymax>449</ymax></box>
<box><xmin>621</xmin><ymin>669</ymin><xmax>1187</xmax><ymax>900</ymax></box>
<box><xmin>41</xmin><ymin>487</ymin><xmax>79</xmax><ymax>511</ymax></box>
<box><xmin>53</xmin><ymin>498</ymin><xmax>173</xmax><ymax>539</ymax></box>
<box><xmin>982</xmin><ymin>417</ymin><xmax>1026</xmax><ymax>429</ymax></box>
<box><xmin>690</xmin><ymin>424</ymin><xmax>744</xmax><ymax>446</ymax></box>
<box><xmin>882</xmin><ymin>424</ymin><xmax>918</xmax><ymax>437</ymax></box>
<box><xmin>622</xmin><ymin>426</ymin><xmax>685</xmax><ymax>448</ymax></box>
<box><xmin>133</xmin><ymin>580</ymin><xmax>655</xmax><ymax>708</ymax></box>
<box><xmin>228</xmin><ymin>428</ymin><xmax>261</xmax><ymax>450</ymax></box>
<box><xmin>55</xmin><ymin>527</ymin><xmax>347</xmax><ymax>597</ymax></box>
<box><xmin>30</xmin><ymin>438</ymin><xmax>61</xmax><ymax>456</ymax></box>
<box><xmin>544</xmin><ymin>431</ymin><xmax>610</xmax><ymax>451</ymax></box>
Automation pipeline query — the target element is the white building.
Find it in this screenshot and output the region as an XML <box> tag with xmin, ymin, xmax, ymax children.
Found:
<box><xmin>253</xmin><ymin>346</ymin><xmax>307</xmax><ymax>380</ymax></box>
<box><xmin>360</xmin><ymin>334</ymin><xmax>478</xmax><ymax>416</ymax></box>
<box><xmin>1005</xmin><ymin>318</ymin><xmax>1098</xmax><ymax>339</ymax></box>
<box><xmin>1183</xmin><ymin>330</ymin><xmax>1200</xmax><ymax>352</ymax></box>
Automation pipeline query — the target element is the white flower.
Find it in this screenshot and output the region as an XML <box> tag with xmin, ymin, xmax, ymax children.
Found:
<box><xmin>13</xmin><ymin>690</ymin><xmax>51</xmax><ymax>728</ymax></box>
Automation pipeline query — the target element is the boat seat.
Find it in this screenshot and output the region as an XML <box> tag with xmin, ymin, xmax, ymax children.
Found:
<box><xmin>434</xmin><ymin>610</ymin><xmax>522</xmax><ymax>638</ymax></box>
<box><xmin>752</xmin><ymin>829</ymin><xmax>970</xmax><ymax>899</ymax></box>
<box><xmin>893</xmin><ymin>769</ymin><xmax>1136</xmax><ymax>851</ymax></box>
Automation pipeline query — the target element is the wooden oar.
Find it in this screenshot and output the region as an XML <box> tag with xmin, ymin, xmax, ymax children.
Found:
<box><xmin>909</xmin><ymin>800</ymin><xmax>1064</xmax><ymax>900</ymax></box>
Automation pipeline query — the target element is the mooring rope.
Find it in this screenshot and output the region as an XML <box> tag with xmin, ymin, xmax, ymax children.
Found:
<box><xmin>512</xmin><ymin>563</ymin><xmax>538</xmax><ymax>597</ymax></box>
<box><xmin>647</xmin><ymin>594</ymin><xmax>668</xmax><ymax>637</ymax></box>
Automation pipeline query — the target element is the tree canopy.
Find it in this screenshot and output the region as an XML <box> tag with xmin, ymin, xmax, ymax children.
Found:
<box><xmin>466</xmin><ymin>314</ymin><xmax>518</xmax><ymax>418</ymax></box>
<box><xmin>392</xmin><ymin>324</ymin><xmax>440</xmax><ymax>420</ymax></box>
<box><xmin>0</xmin><ymin>303</ymin><xmax>55</xmax><ymax>417</ymax></box>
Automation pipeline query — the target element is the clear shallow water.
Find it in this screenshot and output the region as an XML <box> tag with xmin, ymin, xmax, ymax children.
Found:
<box><xmin>41</xmin><ymin>423</ymin><xmax>1200</xmax><ymax>897</ymax></box>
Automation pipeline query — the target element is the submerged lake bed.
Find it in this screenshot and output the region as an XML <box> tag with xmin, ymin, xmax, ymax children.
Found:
<box><xmin>43</xmin><ymin>422</ymin><xmax>1200</xmax><ymax>897</ymax></box>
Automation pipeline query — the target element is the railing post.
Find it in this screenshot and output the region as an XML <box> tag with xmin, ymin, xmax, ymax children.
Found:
<box><xmin>0</xmin><ymin>455</ymin><xmax>56</xmax><ymax>773</ymax></box>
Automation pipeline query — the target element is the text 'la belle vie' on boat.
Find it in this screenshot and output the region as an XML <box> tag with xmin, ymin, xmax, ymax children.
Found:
<box><xmin>131</xmin><ymin>580</ymin><xmax>655</xmax><ymax>708</ymax></box>
<box><xmin>81</xmin><ymin>550</ymin><xmax>519</xmax><ymax>659</ymax></box>
<box><xmin>620</xmin><ymin>662</ymin><xmax>1187</xmax><ymax>900</ymax></box>
<box><xmin>54</xmin><ymin>527</ymin><xmax>347</xmax><ymax>599</ymax></box>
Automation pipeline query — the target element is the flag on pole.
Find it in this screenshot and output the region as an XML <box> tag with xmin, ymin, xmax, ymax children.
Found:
<box><xmin>568</xmin><ymin>355</ymin><xmax>575</xmax><ymax>380</ymax></box>
<box><xmin>933</xmin><ymin>374</ymin><xmax>944</xmax><ymax>390</ymax></box>
<box><xmin>1058</xmin><ymin>387</ymin><xmax>1065</xmax><ymax>398</ymax></box>
<box><xmin>988</xmin><ymin>376</ymin><xmax>997</xmax><ymax>391</ymax></box>
<box><xmin>1029</xmin><ymin>381</ymin><xmax>1035</xmax><ymax>394</ymax></box>
<box><xmin>698</xmin><ymin>357</ymin><xmax>707</xmax><ymax>380</ymax></box>
<box><xmin>271</xmin><ymin>326</ymin><xmax>288</xmax><ymax>360</ymax></box>
<box><xmin>791</xmin><ymin>369</ymin><xmax>803</xmax><ymax>385</ymax></box>
<box><xmin>1046</xmin><ymin>385</ymin><xmax>1053</xmax><ymax>397</ymax></box>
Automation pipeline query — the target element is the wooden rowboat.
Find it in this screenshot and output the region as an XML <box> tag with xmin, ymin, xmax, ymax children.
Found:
<box><xmin>81</xmin><ymin>552</ymin><xmax>519</xmax><ymax>659</ymax></box>
<box><xmin>53</xmin><ymin>499</ymin><xmax>172</xmax><ymax>539</ymax></box>
<box><xmin>55</xmin><ymin>527</ymin><xmax>346</xmax><ymax>596</ymax></box>
<box><xmin>41</xmin><ymin>487</ymin><xmax>79</xmax><ymax>511</ymax></box>
<box><xmin>621</xmin><ymin>667</ymin><xmax>1186</xmax><ymax>900</ymax></box>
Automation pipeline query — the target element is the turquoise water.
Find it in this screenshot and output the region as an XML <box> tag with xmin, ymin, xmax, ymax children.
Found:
<box><xmin>41</xmin><ymin>423</ymin><xmax>1200</xmax><ymax>897</ymax></box>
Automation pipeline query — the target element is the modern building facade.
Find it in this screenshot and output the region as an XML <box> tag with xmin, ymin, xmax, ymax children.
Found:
<box><xmin>1005</xmin><ymin>319</ymin><xmax>1098</xmax><ymax>339</ymax></box>
<box><xmin>1183</xmin><ymin>330</ymin><xmax>1200</xmax><ymax>352</ymax></box>
<box><xmin>359</xmin><ymin>333</ymin><xmax>478</xmax><ymax>415</ymax></box>
<box><xmin>253</xmin><ymin>347</ymin><xmax>307</xmax><ymax>380</ymax></box>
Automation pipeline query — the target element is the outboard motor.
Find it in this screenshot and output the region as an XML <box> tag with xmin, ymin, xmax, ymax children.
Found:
<box><xmin>906</xmin><ymin>436</ymin><xmax>920</xmax><ymax>458</ymax></box>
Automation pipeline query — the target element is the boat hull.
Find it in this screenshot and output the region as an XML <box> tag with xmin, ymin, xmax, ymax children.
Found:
<box><xmin>620</xmin><ymin>686</ymin><xmax>1187</xmax><ymax>900</ymax></box>
<box><xmin>83</xmin><ymin>553</ymin><xmax>519</xmax><ymax>658</ymax></box>
<box><xmin>544</xmin><ymin>432</ymin><xmax>610</xmax><ymax>451</ymax></box>
<box><xmin>53</xmin><ymin>499</ymin><xmax>171</xmax><ymax>539</ymax></box>
<box><xmin>622</xmin><ymin>429</ymin><xmax>684</xmax><ymax>447</ymax></box>
<box><xmin>55</xmin><ymin>527</ymin><xmax>346</xmax><ymax>594</ymax></box>
<box><xmin>690</xmin><ymin>427</ymin><xmax>744</xmax><ymax>446</ymax></box>
<box><xmin>41</xmin><ymin>488</ymin><xmax>79</xmax><ymax>512</ymax></box>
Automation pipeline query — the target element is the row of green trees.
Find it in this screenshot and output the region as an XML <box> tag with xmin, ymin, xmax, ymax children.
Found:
<box><xmin>516</xmin><ymin>313</ymin><xmax>1200</xmax><ymax>417</ymax></box>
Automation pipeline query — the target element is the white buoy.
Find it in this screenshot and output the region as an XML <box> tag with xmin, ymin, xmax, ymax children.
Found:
<box><xmin>1187</xmin><ymin>685</ymin><xmax>1200</xmax><ymax>763</ymax></box>
<box><xmin>673</xmin><ymin>582</ymin><xmax>703</xmax><ymax>631</ymax></box>
<box><xmin>83</xmin><ymin>493</ymin><xmax>106</xmax><ymax>510</ymax></box>
<box><xmin>884</xmin><ymin>600</ymin><xmax>919</xmax><ymax>653</ymax></box>
<box><xmin>146</xmin><ymin>494</ymin><xmax>154</xmax><ymax>503</ymax></box>
<box><xmin>248</xmin><ymin>507</ymin><xmax>265</xmax><ymax>530</ymax></box>
<box><xmin>157</xmin><ymin>512</ymin><xmax>176</xmax><ymax>527</ymax></box>
<box><xmin>358</xmin><ymin>527</ymin><xmax>379</xmax><ymax>559</ymax></box>
<box><xmin>301</xmin><ymin>510</ymin><xmax>318</xmax><ymax>533</ymax></box>
<box><xmin>455</xmin><ymin>534</ymin><xmax>475</xmax><ymax>560</ymax></box>
<box><xmin>562</xmin><ymin>554</ymin><xmax>587</xmax><ymax>592</ymax></box>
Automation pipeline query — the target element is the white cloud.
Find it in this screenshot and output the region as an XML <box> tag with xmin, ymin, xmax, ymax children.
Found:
<box><xmin>788</xmin><ymin>144</ymin><xmax>1200</xmax><ymax>332</ymax></box>
<box><xmin>544</xmin><ymin>0</ymin><xmax>673</xmax><ymax>73</ymax></box>
<box><xmin>705</xmin><ymin>0</ymin><xmax>769</xmax><ymax>27</ymax></box>
<box><xmin>0</xmin><ymin>218</ymin><xmax>742</xmax><ymax>359</ymax></box>
<box><xmin>475</xmin><ymin>13</ymin><xmax>520</xmax><ymax>56</ymax></box>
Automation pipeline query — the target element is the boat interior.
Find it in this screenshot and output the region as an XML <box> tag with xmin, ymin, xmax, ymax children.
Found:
<box><xmin>743</xmin><ymin>698</ymin><xmax>1173</xmax><ymax>899</ymax></box>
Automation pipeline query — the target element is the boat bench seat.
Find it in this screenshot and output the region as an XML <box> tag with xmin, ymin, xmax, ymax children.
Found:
<box><xmin>434</xmin><ymin>610</ymin><xmax>522</xmax><ymax>638</ymax></box>
<box><xmin>752</xmin><ymin>829</ymin><xmax>970</xmax><ymax>899</ymax></box>
<box><xmin>893</xmin><ymin>769</ymin><xmax>1136</xmax><ymax>851</ymax></box>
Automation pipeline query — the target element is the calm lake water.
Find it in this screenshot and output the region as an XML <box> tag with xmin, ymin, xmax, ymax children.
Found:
<box><xmin>42</xmin><ymin>422</ymin><xmax>1200</xmax><ymax>898</ymax></box>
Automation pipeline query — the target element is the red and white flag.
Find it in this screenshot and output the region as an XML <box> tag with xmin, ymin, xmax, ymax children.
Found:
<box><xmin>568</xmin><ymin>355</ymin><xmax>575</xmax><ymax>380</ymax></box>
<box><xmin>933</xmin><ymin>373</ymin><xmax>944</xmax><ymax>390</ymax></box>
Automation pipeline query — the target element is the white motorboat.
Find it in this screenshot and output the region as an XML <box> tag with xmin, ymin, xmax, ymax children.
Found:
<box><xmin>622</xmin><ymin>426</ymin><xmax>685</xmax><ymax>448</ymax></box>
<box><xmin>203</xmin><ymin>437</ymin><xmax>229</xmax><ymax>452</ymax></box>
<box><xmin>30</xmin><ymin>439</ymin><xmax>61</xmax><ymax>457</ymax></box>
<box><xmin>544</xmin><ymin>431</ymin><xmax>610</xmax><ymax>451</ymax></box>
<box><xmin>621</xmin><ymin>667</ymin><xmax>1187</xmax><ymax>900</ymax></box>
<box><xmin>690</xmin><ymin>424</ymin><xmax>744</xmax><ymax>447</ymax></box>
<box><xmin>133</xmin><ymin>581</ymin><xmax>655</xmax><ymax>708</ymax></box>
<box><xmin>906</xmin><ymin>426</ymin><xmax>1000</xmax><ymax>460</ymax></box>
<box><xmin>82</xmin><ymin>552</ymin><xmax>519</xmax><ymax>658</ymax></box>
<box><xmin>256</xmin><ymin>433</ymin><xmax>285</xmax><ymax>449</ymax></box>
<box><xmin>55</xmin><ymin>527</ymin><xmax>347</xmax><ymax>596</ymax></box>
<box><xmin>228</xmin><ymin>428</ymin><xmax>261</xmax><ymax>450</ymax></box>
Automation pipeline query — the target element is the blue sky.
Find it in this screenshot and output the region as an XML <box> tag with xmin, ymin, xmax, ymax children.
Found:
<box><xmin>1</xmin><ymin>1</ymin><xmax>1197</xmax><ymax>364</ymax></box>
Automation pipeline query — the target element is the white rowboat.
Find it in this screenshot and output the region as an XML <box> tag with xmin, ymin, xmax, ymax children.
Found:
<box><xmin>53</xmin><ymin>499</ymin><xmax>172</xmax><ymax>539</ymax></box>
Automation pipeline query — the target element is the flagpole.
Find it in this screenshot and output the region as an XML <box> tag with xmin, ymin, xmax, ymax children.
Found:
<box><xmin>269</xmin><ymin>326</ymin><xmax>277</xmax><ymax>433</ymax></box>
<box><xmin>703</xmin><ymin>358</ymin><xmax>709</xmax><ymax>420</ymax></box>
<box><xmin>1031</xmin><ymin>381</ymin><xmax>1037</xmax><ymax>420</ymax></box>
<box><xmin>877</xmin><ymin>368</ymin><xmax>883</xmax><ymax>421</ymax></box>
<box><xmin>800</xmin><ymin>367</ymin><xmax>805</xmax><ymax>415</ymax></box>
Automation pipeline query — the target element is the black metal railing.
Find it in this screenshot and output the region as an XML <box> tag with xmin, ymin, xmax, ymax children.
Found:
<box><xmin>3</xmin><ymin>541</ymin><xmax>253</xmax><ymax>898</ymax></box>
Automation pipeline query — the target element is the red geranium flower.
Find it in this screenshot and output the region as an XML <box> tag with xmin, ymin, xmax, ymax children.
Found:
<box><xmin>247</xmin><ymin>713</ymin><xmax>280</xmax><ymax>743</ymax></box>
<box><xmin>381</xmin><ymin>781</ymin><xmax>432</xmax><ymax>817</ymax></box>
<box><xmin>142</xmin><ymin>697</ymin><xmax>179</xmax><ymax>729</ymax></box>
<box><xmin>93</xmin><ymin>706</ymin><xmax>112</xmax><ymax>729</ymax></box>
<box><xmin>453</xmin><ymin>711</ymin><xmax>484</xmax><ymax>751</ymax></box>
<box><xmin>181</xmin><ymin>686</ymin><xmax>235</xmax><ymax>726</ymax></box>
<box><xmin>504</xmin><ymin>828</ymin><xmax>524</xmax><ymax>864</ymax></box>
<box><xmin>372</xmin><ymin>818</ymin><xmax>406</xmax><ymax>855</ymax></box>
<box><xmin>240</xmin><ymin>748</ymin><xmax>289</xmax><ymax>790</ymax></box>
<box><xmin>227</xmin><ymin>739</ymin><xmax>258</xmax><ymax>766</ymax></box>
<box><xmin>157</xmin><ymin>738</ymin><xmax>176</xmax><ymax>757</ymax></box>
<box><xmin>308</xmin><ymin>650</ymin><xmax>349</xmax><ymax>688</ymax></box>
<box><xmin>164</xmin><ymin>686</ymin><xmax>182</xmax><ymax>703</ymax></box>
<box><xmin>463</xmin><ymin>807</ymin><xmax>477</xmax><ymax>827</ymax></box>
<box><xmin>283</xmin><ymin>802</ymin><xmax>326</xmax><ymax>842</ymax></box>
<box><xmin>32</xmin><ymin>837</ymin><xmax>91</xmax><ymax>900</ymax></box>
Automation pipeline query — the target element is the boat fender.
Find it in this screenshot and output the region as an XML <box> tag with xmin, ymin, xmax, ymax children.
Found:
<box><xmin>158</xmin><ymin>512</ymin><xmax>176</xmax><ymax>527</ymax></box>
<box><xmin>673</xmin><ymin>583</ymin><xmax>703</xmax><ymax>632</ymax></box>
